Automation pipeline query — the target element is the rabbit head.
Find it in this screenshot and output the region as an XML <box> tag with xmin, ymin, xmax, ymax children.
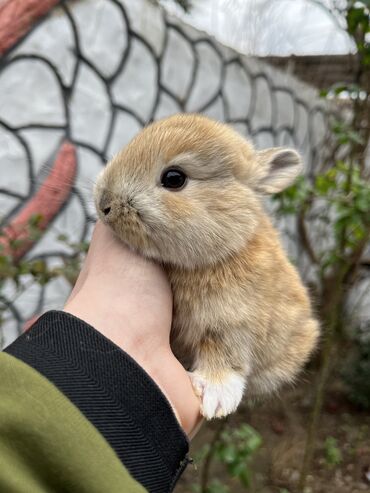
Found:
<box><xmin>95</xmin><ymin>114</ymin><xmax>302</xmax><ymax>268</ymax></box>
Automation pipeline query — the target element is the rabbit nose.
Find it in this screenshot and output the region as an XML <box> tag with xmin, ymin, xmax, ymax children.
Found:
<box><xmin>99</xmin><ymin>191</ymin><xmax>112</xmax><ymax>216</ymax></box>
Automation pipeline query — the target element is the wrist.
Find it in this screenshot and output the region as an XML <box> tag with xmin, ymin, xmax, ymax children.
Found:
<box><xmin>63</xmin><ymin>295</ymin><xmax>170</xmax><ymax>369</ymax></box>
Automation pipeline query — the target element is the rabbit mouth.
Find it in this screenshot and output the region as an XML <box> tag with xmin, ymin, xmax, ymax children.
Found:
<box><xmin>102</xmin><ymin>206</ymin><xmax>163</xmax><ymax>260</ymax></box>
<box><xmin>95</xmin><ymin>188</ymin><xmax>167</xmax><ymax>261</ymax></box>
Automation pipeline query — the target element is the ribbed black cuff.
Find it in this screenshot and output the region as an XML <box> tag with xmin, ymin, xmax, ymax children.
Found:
<box><xmin>4</xmin><ymin>310</ymin><xmax>189</xmax><ymax>493</ymax></box>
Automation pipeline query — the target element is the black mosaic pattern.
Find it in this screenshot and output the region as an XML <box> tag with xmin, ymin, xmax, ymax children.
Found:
<box><xmin>0</xmin><ymin>0</ymin><xmax>332</xmax><ymax>340</ymax></box>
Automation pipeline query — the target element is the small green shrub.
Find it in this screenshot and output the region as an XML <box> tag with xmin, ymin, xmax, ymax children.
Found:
<box><xmin>194</xmin><ymin>422</ymin><xmax>262</xmax><ymax>492</ymax></box>
<box><xmin>324</xmin><ymin>437</ymin><xmax>342</xmax><ymax>467</ymax></box>
<box><xmin>214</xmin><ymin>424</ymin><xmax>262</xmax><ymax>488</ymax></box>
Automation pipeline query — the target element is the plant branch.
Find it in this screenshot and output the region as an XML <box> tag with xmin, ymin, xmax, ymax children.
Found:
<box><xmin>344</xmin><ymin>229</ymin><xmax>370</xmax><ymax>285</ymax></box>
<box><xmin>297</xmin><ymin>208</ymin><xmax>319</xmax><ymax>265</ymax></box>
<box><xmin>299</xmin><ymin>267</ymin><xmax>347</xmax><ymax>490</ymax></box>
<box><xmin>200</xmin><ymin>418</ymin><xmax>228</xmax><ymax>493</ymax></box>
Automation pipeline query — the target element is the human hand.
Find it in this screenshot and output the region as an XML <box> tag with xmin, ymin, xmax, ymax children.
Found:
<box><xmin>64</xmin><ymin>221</ymin><xmax>201</xmax><ymax>437</ymax></box>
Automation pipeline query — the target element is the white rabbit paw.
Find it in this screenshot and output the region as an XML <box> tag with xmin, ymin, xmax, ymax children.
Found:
<box><xmin>188</xmin><ymin>370</ymin><xmax>245</xmax><ymax>419</ymax></box>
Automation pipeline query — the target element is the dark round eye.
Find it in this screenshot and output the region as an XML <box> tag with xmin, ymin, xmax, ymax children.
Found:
<box><xmin>161</xmin><ymin>168</ymin><xmax>187</xmax><ymax>190</ymax></box>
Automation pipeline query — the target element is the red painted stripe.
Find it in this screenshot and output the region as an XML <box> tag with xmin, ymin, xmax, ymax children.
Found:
<box><xmin>0</xmin><ymin>0</ymin><xmax>60</xmax><ymax>55</ymax></box>
<box><xmin>0</xmin><ymin>0</ymin><xmax>77</xmax><ymax>329</ymax></box>
<box><xmin>0</xmin><ymin>141</ymin><xmax>77</xmax><ymax>259</ymax></box>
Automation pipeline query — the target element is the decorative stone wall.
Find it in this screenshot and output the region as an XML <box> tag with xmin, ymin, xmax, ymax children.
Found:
<box><xmin>0</xmin><ymin>0</ymin><xmax>332</xmax><ymax>344</ymax></box>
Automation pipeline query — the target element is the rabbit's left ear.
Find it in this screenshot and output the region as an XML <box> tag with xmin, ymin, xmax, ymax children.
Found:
<box><xmin>255</xmin><ymin>148</ymin><xmax>303</xmax><ymax>194</ymax></box>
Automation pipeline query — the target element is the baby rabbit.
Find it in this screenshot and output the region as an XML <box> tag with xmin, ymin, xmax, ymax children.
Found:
<box><xmin>94</xmin><ymin>114</ymin><xmax>319</xmax><ymax>419</ymax></box>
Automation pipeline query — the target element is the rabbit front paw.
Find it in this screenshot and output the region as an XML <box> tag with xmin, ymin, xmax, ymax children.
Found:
<box><xmin>188</xmin><ymin>370</ymin><xmax>245</xmax><ymax>419</ymax></box>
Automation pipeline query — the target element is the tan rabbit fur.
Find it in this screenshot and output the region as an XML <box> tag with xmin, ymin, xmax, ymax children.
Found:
<box><xmin>94</xmin><ymin>114</ymin><xmax>319</xmax><ymax>419</ymax></box>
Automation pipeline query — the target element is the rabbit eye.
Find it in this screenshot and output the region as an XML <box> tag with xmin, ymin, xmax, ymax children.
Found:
<box><xmin>161</xmin><ymin>168</ymin><xmax>187</xmax><ymax>190</ymax></box>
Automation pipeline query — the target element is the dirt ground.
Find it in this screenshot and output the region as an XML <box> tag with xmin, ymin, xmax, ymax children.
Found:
<box><xmin>176</xmin><ymin>375</ymin><xmax>370</xmax><ymax>493</ymax></box>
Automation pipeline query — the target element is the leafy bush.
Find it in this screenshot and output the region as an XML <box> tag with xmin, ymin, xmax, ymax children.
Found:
<box><xmin>194</xmin><ymin>422</ymin><xmax>262</xmax><ymax>492</ymax></box>
<box><xmin>324</xmin><ymin>436</ymin><xmax>342</xmax><ymax>467</ymax></box>
<box><xmin>0</xmin><ymin>215</ymin><xmax>88</xmax><ymax>340</ymax></box>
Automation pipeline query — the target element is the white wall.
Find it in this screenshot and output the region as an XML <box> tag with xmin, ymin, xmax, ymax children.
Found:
<box><xmin>0</xmin><ymin>0</ymin><xmax>348</xmax><ymax>344</ymax></box>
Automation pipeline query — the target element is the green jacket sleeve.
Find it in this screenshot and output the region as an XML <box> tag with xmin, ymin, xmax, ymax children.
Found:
<box><xmin>2</xmin><ymin>311</ymin><xmax>189</xmax><ymax>493</ymax></box>
<box><xmin>0</xmin><ymin>352</ymin><xmax>145</xmax><ymax>493</ymax></box>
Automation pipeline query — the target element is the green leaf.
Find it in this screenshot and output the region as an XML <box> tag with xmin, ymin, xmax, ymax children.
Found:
<box><xmin>9</xmin><ymin>238</ymin><xmax>26</xmax><ymax>250</ymax></box>
<box><xmin>206</xmin><ymin>480</ymin><xmax>229</xmax><ymax>493</ymax></box>
<box><xmin>347</xmin><ymin>6</ymin><xmax>370</xmax><ymax>35</ymax></box>
<box><xmin>228</xmin><ymin>461</ymin><xmax>246</xmax><ymax>477</ymax></box>
<box><xmin>315</xmin><ymin>175</ymin><xmax>334</xmax><ymax>195</ymax></box>
<box><xmin>347</xmin><ymin>130</ymin><xmax>365</xmax><ymax>145</ymax></box>
<box><xmin>333</xmin><ymin>84</ymin><xmax>351</xmax><ymax>95</ymax></box>
<box><xmin>57</xmin><ymin>234</ymin><xmax>69</xmax><ymax>243</ymax></box>
<box><xmin>218</xmin><ymin>445</ymin><xmax>237</xmax><ymax>463</ymax></box>
<box><xmin>355</xmin><ymin>195</ymin><xmax>370</xmax><ymax>213</ymax></box>
<box><xmin>239</xmin><ymin>469</ymin><xmax>251</xmax><ymax>488</ymax></box>
<box><xmin>28</xmin><ymin>213</ymin><xmax>43</xmax><ymax>227</ymax></box>
<box><xmin>325</xmin><ymin>437</ymin><xmax>342</xmax><ymax>466</ymax></box>
<box><xmin>246</xmin><ymin>432</ymin><xmax>263</xmax><ymax>452</ymax></box>
<box><xmin>30</xmin><ymin>260</ymin><xmax>47</xmax><ymax>275</ymax></box>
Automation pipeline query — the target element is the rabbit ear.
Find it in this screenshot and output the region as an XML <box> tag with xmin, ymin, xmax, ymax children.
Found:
<box><xmin>255</xmin><ymin>148</ymin><xmax>303</xmax><ymax>194</ymax></box>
